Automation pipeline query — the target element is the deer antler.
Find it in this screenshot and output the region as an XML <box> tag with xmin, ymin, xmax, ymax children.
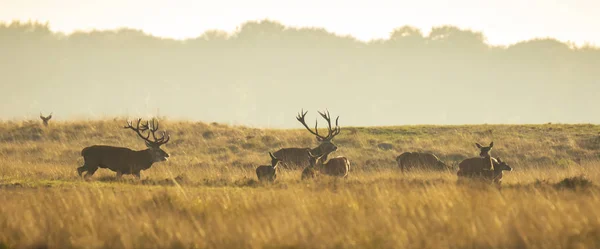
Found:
<box><xmin>124</xmin><ymin>118</ymin><xmax>170</xmax><ymax>147</ymax></box>
<box><xmin>317</xmin><ymin>109</ymin><xmax>340</xmax><ymax>140</ymax></box>
<box><xmin>296</xmin><ymin>109</ymin><xmax>341</xmax><ymax>141</ymax></box>
<box><xmin>40</xmin><ymin>112</ymin><xmax>52</xmax><ymax>121</ymax></box>
<box><xmin>124</xmin><ymin>118</ymin><xmax>151</xmax><ymax>141</ymax></box>
<box><xmin>147</xmin><ymin>118</ymin><xmax>170</xmax><ymax>147</ymax></box>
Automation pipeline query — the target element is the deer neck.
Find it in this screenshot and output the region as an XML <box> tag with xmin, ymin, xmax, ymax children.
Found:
<box><xmin>483</xmin><ymin>155</ymin><xmax>495</xmax><ymax>171</ymax></box>
<box><xmin>140</xmin><ymin>149</ymin><xmax>156</xmax><ymax>166</ymax></box>
<box><xmin>310</xmin><ymin>147</ymin><xmax>330</xmax><ymax>162</ymax></box>
<box><xmin>309</xmin><ymin>147</ymin><xmax>322</xmax><ymax>156</ymax></box>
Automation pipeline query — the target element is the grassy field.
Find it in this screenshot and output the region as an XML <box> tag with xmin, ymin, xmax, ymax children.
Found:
<box><xmin>1</xmin><ymin>119</ymin><xmax>600</xmax><ymax>249</ymax></box>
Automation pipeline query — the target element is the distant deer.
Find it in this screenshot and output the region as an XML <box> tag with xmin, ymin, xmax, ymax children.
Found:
<box><xmin>457</xmin><ymin>157</ymin><xmax>513</xmax><ymax>186</ymax></box>
<box><xmin>256</xmin><ymin>152</ymin><xmax>283</xmax><ymax>182</ymax></box>
<box><xmin>77</xmin><ymin>118</ymin><xmax>170</xmax><ymax>179</ymax></box>
<box><xmin>40</xmin><ymin>112</ymin><xmax>52</xmax><ymax>127</ymax></box>
<box><xmin>273</xmin><ymin>109</ymin><xmax>341</xmax><ymax>169</ymax></box>
<box><xmin>301</xmin><ymin>151</ymin><xmax>350</xmax><ymax>180</ymax></box>
<box><xmin>395</xmin><ymin>152</ymin><xmax>450</xmax><ymax>172</ymax></box>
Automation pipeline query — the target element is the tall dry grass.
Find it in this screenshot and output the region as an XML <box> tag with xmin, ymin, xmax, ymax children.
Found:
<box><xmin>1</xmin><ymin>119</ymin><xmax>600</xmax><ymax>249</ymax></box>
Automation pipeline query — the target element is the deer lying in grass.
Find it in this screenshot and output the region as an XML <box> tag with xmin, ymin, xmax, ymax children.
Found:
<box><xmin>301</xmin><ymin>151</ymin><xmax>350</xmax><ymax>180</ymax></box>
<box><xmin>40</xmin><ymin>112</ymin><xmax>52</xmax><ymax>127</ymax></box>
<box><xmin>77</xmin><ymin>118</ymin><xmax>170</xmax><ymax>179</ymax></box>
<box><xmin>256</xmin><ymin>152</ymin><xmax>282</xmax><ymax>182</ymax></box>
<box><xmin>457</xmin><ymin>157</ymin><xmax>513</xmax><ymax>185</ymax></box>
<box><xmin>273</xmin><ymin>109</ymin><xmax>341</xmax><ymax>169</ymax></box>
<box><xmin>395</xmin><ymin>152</ymin><xmax>450</xmax><ymax>172</ymax></box>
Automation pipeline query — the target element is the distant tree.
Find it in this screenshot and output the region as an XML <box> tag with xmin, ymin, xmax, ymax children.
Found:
<box><xmin>427</xmin><ymin>25</ymin><xmax>487</xmax><ymax>51</ymax></box>
<box><xmin>388</xmin><ymin>26</ymin><xmax>425</xmax><ymax>48</ymax></box>
<box><xmin>0</xmin><ymin>20</ymin><xmax>598</xmax><ymax>126</ymax></box>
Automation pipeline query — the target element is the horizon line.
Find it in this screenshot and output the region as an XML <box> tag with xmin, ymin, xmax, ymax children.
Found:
<box><xmin>2</xmin><ymin>115</ymin><xmax>597</xmax><ymax>129</ymax></box>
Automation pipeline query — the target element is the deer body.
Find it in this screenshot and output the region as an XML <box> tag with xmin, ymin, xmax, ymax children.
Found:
<box><xmin>302</xmin><ymin>152</ymin><xmax>350</xmax><ymax>179</ymax></box>
<box><xmin>78</xmin><ymin>146</ymin><xmax>163</xmax><ymax>178</ymax></box>
<box><xmin>320</xmin><ymin>157</ymin><xmax>350</xmax><ymax>177</ymax></box>
<box><xmin>458</xmin><ymin>157</ymin><xmax>496</xmax><ymax>172</ymax></box>
<box><xmin>77</xmin><ymin>118</ymin><xmax>170</xmax><ymax>179</ymax></box>
<box><xmin>275</xmin><ymin>109</ymin><xmax>340</xmax><ymax>170</ymax></box>
<box><xmin>457</xmin><ymin>157</ymin><xmax>512</xmax><ymax>185</ymax></box>
<box><xmin>273</xmin><ymin>146</ymin><xmax>333</xmax><ymax>169</ymax></box>
<box><xmin>396</xmin><ymin>152</ymin><xmax>449</xmax><ymax>172</ymax></box>
<box><xmin>256</xmin><ymin>152</ymin><xmax>282</xmax><ymax>182</ymax></box>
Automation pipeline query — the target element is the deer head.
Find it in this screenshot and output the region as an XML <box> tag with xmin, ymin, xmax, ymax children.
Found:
<box><xmin>124</xmin><ymin>118</ymin><xmax>170</xmax><ymax>162</ymax></box>
<box><xmin>475</xmin><ymin>141</ymin><xmax>493</xmax><ymax>157</ymax></box>
<box><xmin>40</xmin><ymin>112</ymin><xmax>52</xmax><ymax>127</ymax></box>
<box><xmin>494</xmin><ymin>157</ymin><xmax>512</xmax><ymax>172</ymax></box>
<box><xmin>296</xmin><ymin>109</ymin><xmax>341</xmax><ymax>156</ymax></box>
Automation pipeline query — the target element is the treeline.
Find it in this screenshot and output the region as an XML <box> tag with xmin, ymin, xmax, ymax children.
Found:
<box><xmin>1</xmin><ymin>20</ymin><xmax>599</xmax><ymax>127</ymax></box>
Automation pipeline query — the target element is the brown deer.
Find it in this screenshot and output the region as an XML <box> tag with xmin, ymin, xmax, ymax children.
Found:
<box><xmin>273</xmin><ymin>109</ymin><xmax>341</xmax><ymax>170</ymax></box>
<box><xmin>256</xmin><ymin>152</ymin><xmax>283</xmax><ymax>182</ymax></box>
<box><xmin>77</xmin><ymin>118</ymin><xmax>170</xmax><ymax>179</ymax></box>
<box><xmin>457</xmin><ymin>157</ymin><xmax>512</xmax><ymax>186</ymax></box>
<box><xmin>301</xmin><ymin>151</ymin><xmax>350</xmax><ymax>179</ymax></box>
<box><xmin>395</xmin><ymin>152</ymin><xmax>450</xmax><ymax>172</ymax></box>
<box><xmin>40</xmin><ymin>112</ymin><xmax>52</xmax><ymax>127</ymax></box>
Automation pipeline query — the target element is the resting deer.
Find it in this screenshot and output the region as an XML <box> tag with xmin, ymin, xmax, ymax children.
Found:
<box><xmin>77</xmin><ymin>118</ymin><xmax>170</xmax><ymax>179</ymax></box>
<box><xmin>395</xmin><ymin>152</ymin><xmax>450</xmax><ymax>172</ymax></box>
<box><xmin>301</xmin><ymin>151</ymin><xmax>350</xmax><ymax>180</ymax></box>
<box><xmin>256</xmin><ymin>152</ymin><xmax>282</xmax><ymax>182</ymax></box>
<box><xmin>273</xmin><ymin>109</ymin><xmax>341</xmax><ymax>169</ymax></box>
<box><xmin>40</xmin><ymin>112</ymin><xmax>52</xmax><ymax>127</ymax></box>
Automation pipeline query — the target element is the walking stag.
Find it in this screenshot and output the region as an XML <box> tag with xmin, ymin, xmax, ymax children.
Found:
<box><xmin>77</xmin><ymin>118</ymin><xmax>170</xmax><ymax>179</ymax></box>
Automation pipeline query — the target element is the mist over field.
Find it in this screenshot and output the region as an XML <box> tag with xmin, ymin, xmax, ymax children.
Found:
<box><xmin>1</xmin><ymin>20</ymin><xmax>599</xmax><ymax>127</ymax></box>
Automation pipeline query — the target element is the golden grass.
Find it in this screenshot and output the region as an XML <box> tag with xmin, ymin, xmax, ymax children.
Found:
<box><xmin>1</xmin><ymin>119</ymin><xmax>600</xmax><ymax>249</ymax></box>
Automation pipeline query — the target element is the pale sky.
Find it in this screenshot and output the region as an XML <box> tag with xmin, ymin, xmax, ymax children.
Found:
<box><xmin>1</xmin><ymin>0</ymin><xmax>599</xmax><ymax>46</ymax></box>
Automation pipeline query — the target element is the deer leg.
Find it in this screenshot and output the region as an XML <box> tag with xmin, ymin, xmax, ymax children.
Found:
<box><xmin>134</xmin><ymin>172</ymin><xmax>141</xmax><ymax>179</ymax></box>
<box><xmin>84</xmin><ymin>166</ymin><xmax>98</xmax><ymax>179</ymax></box>
<box><xmin>77</xmin><ymin>165</ymin><xmax>87</xmax><ymax>177</ymax></box>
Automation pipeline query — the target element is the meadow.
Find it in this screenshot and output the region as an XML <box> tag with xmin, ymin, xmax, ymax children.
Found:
<box><xmin>1</xmin><ymin>119</ymin><xmax>600</xmax><ymax>249</ymax></box>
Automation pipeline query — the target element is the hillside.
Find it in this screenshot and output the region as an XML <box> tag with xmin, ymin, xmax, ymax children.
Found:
<box><xmin>1</xmin><ymin>119</ymin><xmax>599</xmax><ymax>175</ymax></box>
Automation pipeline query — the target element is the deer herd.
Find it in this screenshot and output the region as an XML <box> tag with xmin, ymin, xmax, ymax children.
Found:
<box><xmin>39</xmin><ymin>109</ymin><xmax>512</xmax><ymax>186</ymax></box>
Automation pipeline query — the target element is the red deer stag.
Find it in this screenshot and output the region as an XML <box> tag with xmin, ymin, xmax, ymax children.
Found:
<box><xmin>301</xmin><ymin>151</ymin><xmax>350</xmax><ymax>180</ymax></box>
<box><xmin>256</xmin><ymin>152</ymin><xmax>283</xmax><ymax>182</ymax></box>
<box><xmin>273</xmin><ymin>109</ymin><xmax>341</xmax><ymax>170</ymax></box>
<box><xmin>77</xmin><ymin>118</ymin><xmax>170</xmax><ymax>179</ymax></box>
<box><xmin>40</xmin><ymin>112</ymin><xmax>52</xmax><ymax>127</ymax></box>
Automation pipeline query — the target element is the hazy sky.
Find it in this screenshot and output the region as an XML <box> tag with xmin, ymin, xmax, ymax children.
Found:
<box><xmin>1</xmin><ymin>0</ymin><xmax>599</xmax><ymax>46</ymax></box>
